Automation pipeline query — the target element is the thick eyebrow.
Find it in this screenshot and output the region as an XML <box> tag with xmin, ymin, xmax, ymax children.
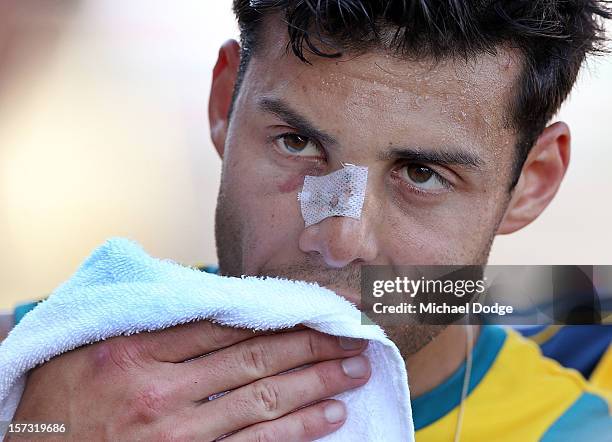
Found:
<box><xmin>258</xmin><ymin>96</ymin><xmax>484</xmax><ymax>169</ymax></box>
<box><xmin>380</xmin><ymin>147</ymin><xmax>485</xmax><ymax>169</ymax></box>
<box><xmin>257</xmin><ymin>97</ymin><xmax>338</xmax><ymax>146</ymax></box>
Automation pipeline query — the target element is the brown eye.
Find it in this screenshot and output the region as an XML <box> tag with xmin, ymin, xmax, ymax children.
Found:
<box><xmin>398</xmin><ymin>163</ymin><xmax>449</xmax><ymax>191</ymax></box>
<box><xmin>275</xmin><ymin>133</ymin><xmax>323</xmax><ymax>157</ymax></box>
<box><xmin>407</xmin><ymin>165</ymin><xmax>434</xmax><ymax>183</ymax></box>
<box><xmin>284</xmin><ymin>134</ymin><xmax>309</xmax><ymax>151</ymax></box>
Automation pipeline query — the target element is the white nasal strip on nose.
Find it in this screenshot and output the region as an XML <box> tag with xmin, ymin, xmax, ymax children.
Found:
<box><xmin>297</xmin><ymin>164</ymin><xmax>368</xmax><ymax>227</ymax></box>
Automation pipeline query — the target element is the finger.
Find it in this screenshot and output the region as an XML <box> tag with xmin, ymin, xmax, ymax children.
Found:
<box><xmin>193</xmin><ymin>355</ymin><xmax>370</xmax><ymax>439</ymax></box>
<box><xmin>138</xmin><ymin>320</ymin><xmax>278</xmax><ymax>362</ymax></box>
<box><xmin>175</xmin><ymin>329</ymin><xmax>368</xmax><ymax>401</ymax></box>
<box><xmin>222</xmin><ymin>400</ymin><xmax>347</xmax><ymax>442</ymax></box>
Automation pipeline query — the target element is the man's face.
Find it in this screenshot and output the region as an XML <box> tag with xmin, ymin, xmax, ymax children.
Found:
<box><xmin>214</xmin><ymin>19</ymin><xmax>520</xmax><ymax>353</ymax></box>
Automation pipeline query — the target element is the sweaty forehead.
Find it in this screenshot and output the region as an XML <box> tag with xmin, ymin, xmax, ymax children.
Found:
<box><xmin>243</xmin><ymin>16</ymin><xmax>521</xmax><ymax>159</ymax></box>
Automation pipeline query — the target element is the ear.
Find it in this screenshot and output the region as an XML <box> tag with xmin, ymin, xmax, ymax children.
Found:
<box><xmin>497</xmin><ymin>121</ymin><xmax>571</xmax><ymax>235</ymax></box>
<box><xmin>208</xmin><ymin>39</ymin><xmax>241</xmax><ymax>158</ymax></box>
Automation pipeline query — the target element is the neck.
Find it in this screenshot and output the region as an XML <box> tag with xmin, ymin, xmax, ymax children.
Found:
<box><xmin>405</xmin><ymin>324</ymin><xmax>480</xmax><ymax>398</ymax></box>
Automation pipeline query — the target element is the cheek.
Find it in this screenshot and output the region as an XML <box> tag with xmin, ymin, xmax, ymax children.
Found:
<box><xmin>277</xmin><ymin>173</ymin><xmax>306</xmax><ymax>193</ymax></box>
<box><xmin>224</xmin><ymin>151</ymin><xmax>310</xmax><ymax>273</ymax></box>
<box><xmin>382</xmin><ymin>193</ymin><xmax>503</xmax><ymax>265</ymax></box>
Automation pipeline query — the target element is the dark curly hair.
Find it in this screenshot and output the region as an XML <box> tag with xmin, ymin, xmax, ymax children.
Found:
<box><xmin>231</xmin><ymin>0</ymin><xmax>611</xmax><ymax>187</ymax></box>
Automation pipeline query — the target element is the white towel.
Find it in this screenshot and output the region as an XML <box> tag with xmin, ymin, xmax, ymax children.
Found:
<box><xmin>0</xmin><ymin>238</ymin><xmax>414</xmax><ymax>441</ymax></box>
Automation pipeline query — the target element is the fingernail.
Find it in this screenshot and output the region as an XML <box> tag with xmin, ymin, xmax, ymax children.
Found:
<box><xmin>324</xmin><ymin>401</ymin><xmax>346</xmax><ymax>423</ymax></box>
<box><xmin>339</xmin><ymin>337</ymin><xmax>366</xmax><ymax>350</ymax></box>
<box><xmin>341</xmin><ymin>355</ymin><xmax>369</xmax><ymax>378</ymax></box>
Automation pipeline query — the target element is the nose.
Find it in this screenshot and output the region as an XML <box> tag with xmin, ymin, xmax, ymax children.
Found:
<box><xmin>298</xmin><ymin>215</ymin><xmax>378</xmax><ymax>268</ymax></box>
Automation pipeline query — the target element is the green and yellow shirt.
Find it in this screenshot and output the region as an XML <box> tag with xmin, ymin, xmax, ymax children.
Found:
<box><xmin>414</xmin><ymin>326</ymin><xmax>611</xmax><ymax>441</ymax></box>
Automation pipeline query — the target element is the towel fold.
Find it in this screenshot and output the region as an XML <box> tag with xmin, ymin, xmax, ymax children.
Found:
<box><xmin>0</xmin><ymin>238</ymin><xmax>414</xmax><ymax>441</ymax></box>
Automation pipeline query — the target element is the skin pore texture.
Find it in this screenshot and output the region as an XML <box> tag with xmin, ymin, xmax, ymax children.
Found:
<box><xmin>210</xmin><ymin>16</ymin><xmax>570</xmax><ymax>397</ymax></box>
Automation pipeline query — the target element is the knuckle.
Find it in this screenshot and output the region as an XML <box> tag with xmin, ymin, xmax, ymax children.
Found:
<box><xmin>126</xmin><ymin>384</ymin><xmax>169</xmax><ymax>424</ymax></box>
<box><xmin>312</xmin><ymin>364</ymin><xmax>335</xmax><ymax>393</ymax></box>
<box><xmin>89</xmin><ymin>340</ymin><xmax>136</xmax><ymax>375</ymax></box>
<box><xmin>251</xmin><ymin>379</ymin><xmax>282</xmax><ymax>415</ymax></box>
<box><xmin>104</xmin><ymin>337</ymin><xmax>148</xmax><ymax>371</ymax></box>
<box><xmin>205</xmin><ymin>321</ymin><xmax>228</xmax><ymax>348</ymax></box>
<box><xmin>88</xmin><ymin>335</ymin><xmax>151</xmax><ymax>375</ymax></box>
<box><xmin>241</xmin><ymin>340</ymin><xmax>270</xmax><ymax>375</ymax></box>
<box><xmin>305</xmin><ymin>331</ymin><xmax>322</xmax><ymax>358</ymax></box>
<box><xmin>299</xmin><ymin>414</ymin><xmax>316</xmax><ymax>439</ymax></box>
<box><xmin>89</xmin><ymin>341</ymin><xmax>115</xmax><ymax>372</ymax></box>
<box><xmin>252</xmin><ymin>426</ymin><xmax>278</xmax><ymax>442</ymax></box>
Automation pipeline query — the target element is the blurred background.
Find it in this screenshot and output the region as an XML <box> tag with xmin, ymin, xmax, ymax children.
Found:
<box><xmin>1</xmin><ymin>0</ymin><xmax>611</xmax><ymax>309</ymax></box>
